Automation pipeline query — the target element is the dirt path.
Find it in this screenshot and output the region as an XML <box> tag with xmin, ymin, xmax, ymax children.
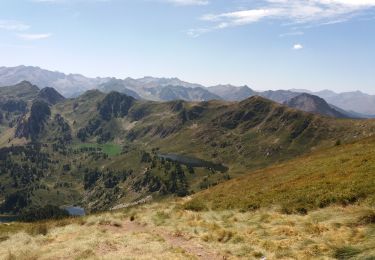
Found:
<box><xmin>105</xmin><ymin>220</ymin><xmax>223</xmax><ymax>260</ymax></box>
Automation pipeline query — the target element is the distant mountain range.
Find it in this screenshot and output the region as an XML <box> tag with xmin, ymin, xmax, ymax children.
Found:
<box><xmin>1</xmin><ymin>65</ymin><xmax>375</xmax><ymax>117</ymax></box>
<box><xmin>99</xmin><ymin>78</ymin><xmax>220</xmax><ymax>101</ymax></box>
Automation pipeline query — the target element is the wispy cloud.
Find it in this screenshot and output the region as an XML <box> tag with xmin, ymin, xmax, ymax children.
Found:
<box><xmin>165</xmin><ymin>0</ymin><xmax>209</xmax><ymax>5</ymax></box>
<box><xmin>201</xmin><ymin>9</ymin><xmax>282</xmax><ymax>28</ymax></box>
<box><xmin>190</xmin><ymin>0</ymin><xmax>375</xmax><ymax>36</ymax></box>
<box><xmin>0</xmin><ymin>20</ymin><xmax>30</xmax><ymax>31</ymax></box>
<box><xmin>17</xmin><ymin>33</ymin><xmax>52</xmax><ymax>40</ymax></box>
<box><xmin>279</xmin><ymin>31</ymin><xmax>304</xmax><ymax>37</ymax></box>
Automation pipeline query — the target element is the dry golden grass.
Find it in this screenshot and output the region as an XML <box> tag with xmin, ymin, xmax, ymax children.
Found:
<box><xmin>1</xmin><ymin>215</ymin><xmax>195</xmax><ymax>259</ymax></box>
<box><xmin>131</xmin><ymin>200</ymin><xmax>375</xmax><ymax>259</ymax></box>
<box><xmin>1</xmin><ymin>199</ymin><xmax>374</xmax><ymax>259</ymax></box>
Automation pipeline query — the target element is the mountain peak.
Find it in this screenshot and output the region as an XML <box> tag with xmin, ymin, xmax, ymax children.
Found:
<box><xmin>209</xmin><ymin>84</ymin><xmax>256</xmax><ymax>101</ymax></box>
<box><xmin>285</xmin><ymin>93</ymin><xmax>347</xmax><ymax>118</ymax></box>
<box><xmin>38</xmin><ymin>87</ymin><xmax>65</xmax><ymax>105</ymax></box>
<box><xmin>16</xmin><ymin>80</ymin><xmax>39</xmax><ymax>89</ymax></box>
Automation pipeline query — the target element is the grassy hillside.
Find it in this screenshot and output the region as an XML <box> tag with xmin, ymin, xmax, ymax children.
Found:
<box><xmin>3</xmin><ymin>89</ymin><xmax>375</xmax><ymax>214</ymax></box>
<box><xmin>184</xmin><ymin>136</ymin><xmax>375</xmax><ymax>213</ymax></box>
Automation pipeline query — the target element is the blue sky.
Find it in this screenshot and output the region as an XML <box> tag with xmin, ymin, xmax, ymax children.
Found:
<box><xmin>0</xmin><ymin>0</ymin><xmax>375</xmax><ymax>93</ymax></box>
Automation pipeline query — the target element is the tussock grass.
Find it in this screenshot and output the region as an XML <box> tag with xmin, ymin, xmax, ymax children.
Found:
<box><xmin>152</xmin><ymin>211</ymin><xmax>170</xmax><ymax>226</ymax></box>
<box><xmin>131</xmin><ymin>201</ymin><xmax>375</xmax><ymax>259</ymax></box>
<box><xmin>27</xmin><ymin>223</ymin><xmax>48</xmax><ymax>236</ymax></box>
<box><xmin>1</xmin><ymin>202</ymin><xmax>374</xmax><ymax>259</ymax></box>
<box><xmin>0</xmin><ymin>215</ymin><xmax>191</xmax><ymax>259</ymax></box>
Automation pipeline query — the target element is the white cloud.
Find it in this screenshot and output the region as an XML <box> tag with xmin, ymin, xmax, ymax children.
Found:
<box><xmin>293</xmin><ymin>43</ymin><xmax>303</xmax><ymax>50</ymax></box>
<box><xmin>0</xmin><ymin>20</ymin><xmax>30</xmax><ymax>31</ymax></box>
<box><xmin>318</xmin><ymin>0</ymin><xmax>375</xmax><ymax>7</ymax></box>
<box><xmin>166</xmin><ymin>0</ymin><xmax>209</xmax><ymax>5</ymax></box>
<box><xmin>17</xmin><ymin>33</ymin><xmax>52</xmax><ymax>40</ymax></box>
<box><xmin>190</xmin><ymin>0</ymin><xmax>375</xmax><ymax>36</ymax></box>
<box><xmin>202</xmin><ymin>9</ymin><xmax>282</xmax><ymax>27</ymax></box>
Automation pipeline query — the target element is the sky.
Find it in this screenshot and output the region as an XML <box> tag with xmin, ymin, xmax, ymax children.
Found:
<box><xmin>0</xmin><ymin>0</ymin><xmax>375</xmax><ymax>93</ymax></box>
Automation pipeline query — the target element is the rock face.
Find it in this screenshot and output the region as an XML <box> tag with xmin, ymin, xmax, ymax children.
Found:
<box><xmin>15</xmin><ymin>100</ymin><xmax>51</xmax><ymax>140</ymax></box>
<box><xmin>37</xmin><ymin>87</ymin><xmax>65</xmax><ymax>105</ymax></box>
<box><xmin>98</xmin><ymin>92</ymin><xmax>135</xmax><ymax>121</ymax></box>
<box><xmin>1</xmin><ymin>100</ymin><xmax>27</xmax><ymax>113</ymax></box>
<box><xmin>284</xmin><ymin>93</ymin><xmax>347</xmax><ymax>118</ymax></box>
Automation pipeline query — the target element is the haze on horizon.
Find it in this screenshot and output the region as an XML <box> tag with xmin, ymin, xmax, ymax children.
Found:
<box><xmin>0</xmin><ymin>0</ymin><xmax>374</xmax><ymax>94</ymax></box>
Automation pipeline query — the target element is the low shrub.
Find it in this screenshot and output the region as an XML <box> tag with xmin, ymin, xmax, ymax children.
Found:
<box><xmin>27</xmin><ymin>224</ymin><xmax>48</xmax><ymax>236</ymax></box>
<box><xmin>152</xmin><ymin>211</ymin><xmax>170</xmax><ymax>226</ymax></box>
<box><xmin>358</xmin><ymin>211</ymin><xmax>375</xmax><ymax>225</ymax></box>
<box><xmin>334</xmin><ymin>246</ymin><xmax>361</xmax><ymax>259</ymax></box>
<box><xmin>183</xmin><ymin>200</ymin><xmax>207</xmax><ymax>212</ymax></box>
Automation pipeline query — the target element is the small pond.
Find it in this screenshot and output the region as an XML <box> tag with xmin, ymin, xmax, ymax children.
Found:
<box><xmin>0</xmin><ymin>207</ymin><xmax>85</xmax><ymax>224</ymax></box>
<box><xmin>0</xmin><ymin>215</ymin><xmax>18</xmax><ymax>223</ymax></box>
<box><xmin>64</xmin><ymin>206</ymin><xmax>86</xmax><ymax>216</ymax></box>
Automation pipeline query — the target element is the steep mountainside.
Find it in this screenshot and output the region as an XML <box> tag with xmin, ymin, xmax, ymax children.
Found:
<box><xmin>0</xmin><ymin>81</ymin><xmax>40</xmax><ymax>137</ymax></box>
<box><xmin>284</xmin><ymin>93</ymin><xmax>347</xmax><ymax>118</ymax></box>
<box><xmin>15</xmin><ymin>100</ymin><xmax>51</xmax><ymax>141</ymax></box>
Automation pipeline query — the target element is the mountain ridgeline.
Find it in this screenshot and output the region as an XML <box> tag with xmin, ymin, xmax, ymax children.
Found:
<box><xmin>2</xmin><ymin>66</ymin><xmax>375</xmax><ymax>117</ymax></box>
<box><xmin>1</xmin><ymin>81</ymin><xmax>375</xmax><ymax>214</ymax></box>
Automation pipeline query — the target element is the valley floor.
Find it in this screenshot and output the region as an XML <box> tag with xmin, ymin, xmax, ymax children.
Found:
<box><xmin>1</xmin><ymin>199</ymin><xmax>374</xmax><ymax>260</ymax></box>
